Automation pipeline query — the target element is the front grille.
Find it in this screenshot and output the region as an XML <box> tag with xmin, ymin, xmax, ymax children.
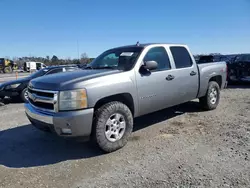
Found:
<box><xmin>29</xmin><ymin>99</ymin><xmax>54</xmax><ymax>110</ymax></box>
<box><xmin>28</xmin><ymin>87</ymin><xmax>58</xmax><ymax>112</ymax></box>
<box><xmin>28</xmin><ymin>88</ymin><xmax>54</xmax><ymax>98</ymax></box>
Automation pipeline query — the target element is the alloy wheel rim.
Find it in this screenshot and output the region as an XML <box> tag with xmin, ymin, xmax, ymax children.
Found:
<box><xmin>209</xmin><ymin>88</ymin><xmax>217</xmax><ymax>104</ymax></box>
<box><xmin>24</xmin><ymin>90</ymin><xmax>29</xmax><ymax>100</ymax></box>
<box><xmin>105</xmin><ymin>113</ymin><xmax>126</xmax><ymax>142</ymax></box>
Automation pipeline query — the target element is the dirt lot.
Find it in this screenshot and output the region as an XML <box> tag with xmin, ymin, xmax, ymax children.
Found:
<box><xmin>0</xmin><ymin>86</ymin><xmax>249</xmax><ymax>188</ymax></box>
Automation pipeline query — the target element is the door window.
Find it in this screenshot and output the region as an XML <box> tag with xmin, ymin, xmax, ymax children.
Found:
<box><xmin>46</xmin><ymin>68</ymin><xmax>62</xmax><ymax>75</ymax></box>
<box><xmin>65</xmin><ymin>67</ymin><xmax>78</xmax><ymax>72</ymax></box>
<box><xmin>143</xmin><ymin>47</ymin><xmax>171</xmax><ymax>71</ymax></box>
<box><xmin>170</xmin><ymin>47</ymin><xmax>193</xmax><ymax>68</ymax></box>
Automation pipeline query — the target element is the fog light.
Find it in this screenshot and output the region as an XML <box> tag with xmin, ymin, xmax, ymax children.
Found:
<box><xmin>61</xmin><ymin>128</ymin><xmax>72</xmax><ymax>134</ymax></box>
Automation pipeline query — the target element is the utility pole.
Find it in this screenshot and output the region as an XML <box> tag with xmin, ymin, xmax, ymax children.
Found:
<box><xmin>77</xmin><ymin>40</ymin><xmax>80</xmax><ymax>60</ymax></box>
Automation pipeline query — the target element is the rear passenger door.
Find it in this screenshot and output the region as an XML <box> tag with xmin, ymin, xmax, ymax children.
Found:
<box><xmin>169</xmin><ymin>46</ymin><xmax>199</xmax><ymax>103</ymax></box>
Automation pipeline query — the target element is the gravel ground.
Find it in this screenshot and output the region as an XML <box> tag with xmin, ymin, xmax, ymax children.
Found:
<box><xmin>0</xmin><ymin>86</ymin><xmax>249</xmax><ymax>188</ymax></box>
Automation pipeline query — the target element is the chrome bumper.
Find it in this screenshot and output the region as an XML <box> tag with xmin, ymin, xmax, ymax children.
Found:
<box><xmin>24</xmin><ymin>103</ymin><xmax>94</xmax><ymax>137</ymax></box>
<box><xmin>25</xmin><ymin>103</ymin><xmax>53</xmax><ymax>124</ymax></box>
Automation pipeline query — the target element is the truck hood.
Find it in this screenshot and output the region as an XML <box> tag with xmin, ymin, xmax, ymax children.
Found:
<box><xmin>30</xmin><ymin>69</ymin><xmax>120</xmax><ymax>90</ymax></box>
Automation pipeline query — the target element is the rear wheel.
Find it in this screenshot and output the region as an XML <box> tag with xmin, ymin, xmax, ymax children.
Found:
<box><xmin>92</xmin><ymin>101</ymin><xmax>133</xmax><ymax>153</ymax></box>
<box><xmin>199</xmin><ymin>81</ymin><xmax>220</xmax><ymax>110</ymax></box>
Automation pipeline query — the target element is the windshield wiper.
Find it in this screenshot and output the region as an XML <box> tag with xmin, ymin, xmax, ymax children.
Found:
<box><xmin>91</xmin><ymin>66</ymin><xmax>116</xmax><ymax>69</ymax></box>
<box><xmin>84</xmin><ymin>66</ymin><xmax>93</xmax><ymax>69</ymax></box>
<box><xmin>83</xmin><ymin>66</ymin><xmax>116</xmax><ymax>70</ymax></box>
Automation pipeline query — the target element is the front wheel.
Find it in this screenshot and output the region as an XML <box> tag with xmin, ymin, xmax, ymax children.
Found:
<box><xmin>199</xmin><ymin>81</ymin><xmax>220</xmax><ymax>110</ymax></box>
<box><xmin>21</xmin><ymin>88</ymin><xmax>29</xmax><ymax>103</ymax></box>
<box><xmin>93</xmin><ymin>101</ymin><xmax>133</xmax><ymax>153</ymax></box>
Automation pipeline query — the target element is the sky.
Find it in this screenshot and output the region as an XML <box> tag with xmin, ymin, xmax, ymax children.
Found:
<box><xmin>0</xmin><ymin>0</ymin><xmax>249</xmax><ymax>59</ymax></box>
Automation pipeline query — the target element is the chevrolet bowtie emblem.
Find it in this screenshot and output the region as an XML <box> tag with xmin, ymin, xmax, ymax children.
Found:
<box><xmin>30</xmin><ymin>94</ymin><xmax>37</xmax><ymax>102</ymax></box>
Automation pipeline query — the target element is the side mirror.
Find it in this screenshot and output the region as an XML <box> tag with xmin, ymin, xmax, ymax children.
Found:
<box><xmin>143</xmin><ymin>61</ymin><xmax>158</xmax><ymax>70</ymax></box>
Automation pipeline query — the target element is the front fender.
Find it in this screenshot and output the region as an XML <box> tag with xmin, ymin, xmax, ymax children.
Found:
<box><xmin>83</xmin><ymin>71</ymin><xmax>139</xmax><ymax>116</ymax></box>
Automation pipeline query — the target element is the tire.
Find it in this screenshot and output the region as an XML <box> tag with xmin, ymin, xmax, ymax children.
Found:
<box><xmin>92</xmin><ymin>101</ymin><xmax>133</xmax><ymax>153</ymax></box>
<box><xmin>3</xmin><ymin>67</ymin><xmax>12</xmax><ymax>73</ymax></box>
<box><xmin>199</xmin><ymin>81</ymin><xmax>220</xmax><ymax>110</ymax></box>
<box><xmin>21</xmin><ymin>88</ymin><xmax>29</xmax><ymax>103</ymax></box>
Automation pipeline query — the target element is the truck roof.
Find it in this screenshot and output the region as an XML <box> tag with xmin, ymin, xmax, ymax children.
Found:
<box><xmin>46</xmin><ymin>65</ymin><xmax>78</xmax><ymax>69</ymax></box>
<box><xmin>109</xmin><ymin>43</ymin><xmax>188</xmax><ymax>51</ymax></box>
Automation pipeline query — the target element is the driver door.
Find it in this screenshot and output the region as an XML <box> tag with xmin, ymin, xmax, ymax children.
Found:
<box><xmin>135</xmin><ymin>46</ymin><xmax>177</xmax><ymax>116</ymax></box>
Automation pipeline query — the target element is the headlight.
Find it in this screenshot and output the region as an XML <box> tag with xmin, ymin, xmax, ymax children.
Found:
<box><xmin>59</xmin><ymin>89</ymin><xmax>87</xmax><ymax>111</ymax></box>
<box><xmin>5</xmin><ymin>83</ymin><xmax>21</xmax><ymax>90</ymax></box>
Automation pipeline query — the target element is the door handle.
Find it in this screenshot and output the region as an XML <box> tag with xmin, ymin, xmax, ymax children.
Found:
<box><xmin>190</xmin><ymin>71</ymin><xmax>197</xmax><ymax>76</ymax></box>
<box><xmin>166</xmin><ymin>75</ymin><xmax>175</xmax><ymax>81</ymax></box>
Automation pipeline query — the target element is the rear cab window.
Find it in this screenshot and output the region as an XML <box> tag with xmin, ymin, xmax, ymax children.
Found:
<box><xmin>170</xmin><ymin>46</ymin><xmax>193</xmax><ymax>68</ymax></box>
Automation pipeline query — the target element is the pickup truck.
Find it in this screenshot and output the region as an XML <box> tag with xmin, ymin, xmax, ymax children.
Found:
<box><xmin>24</xmin><ymin>43</ymin><xmax>227</xmax><ymax>153</ymax></box>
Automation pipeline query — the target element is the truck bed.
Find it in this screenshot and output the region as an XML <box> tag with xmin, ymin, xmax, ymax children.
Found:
<box><xmin>197</xmin><ymin>61</ymin><xmax>227</xmax><ymax>98</ymax></box>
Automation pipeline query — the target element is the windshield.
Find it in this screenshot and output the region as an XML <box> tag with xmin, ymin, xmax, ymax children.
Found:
<box><xmin>30</xmin><ymin>68</ymin><xmax>48</xmax><ymax>78</ymax></box>
<box><xmin>88</xmin><ymin>47</ymin><xmax>143</xmax><ymax>71</ymax></box>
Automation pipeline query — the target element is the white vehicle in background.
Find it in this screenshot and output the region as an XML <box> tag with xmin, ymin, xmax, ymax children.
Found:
<box><xmin>23</xmin><ymin>62</ymin><xmax>47</xmax><ymax>72</ymax></box>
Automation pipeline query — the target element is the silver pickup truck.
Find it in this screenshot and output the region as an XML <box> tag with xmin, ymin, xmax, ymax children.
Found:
<box><xmin>24</xmin><ymin>43</ymin><xmax>227</xmax><ymax>153</ymax></box>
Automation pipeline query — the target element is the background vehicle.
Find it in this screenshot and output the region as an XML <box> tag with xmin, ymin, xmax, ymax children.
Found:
<box><xmin>0</xmin><ymin>65</ymin><xmax>80</xmax><ymax>102</ymax></box>
<box><xmin>23</xmin><ymin>61</ymin><xmax>47</xmax><ymax>72</ymax></box>
<box><xmin>196</xmin><ymin>55</ymin><xmax>231</xmax><ymax>64</ymax></box>
<box><xmin>227</xmin><ymin>54</ymin><xmax>250</xmax><ymax>83</ymax></box>
<box><xmin>0</xmin><ymin>58</ymin><xmax>18</xmax><ymax>73</ymax></box>
<box><xmin>25</xmin><ymin>43</ymin><xmax>227</xmax><ymax>153</ymax></box>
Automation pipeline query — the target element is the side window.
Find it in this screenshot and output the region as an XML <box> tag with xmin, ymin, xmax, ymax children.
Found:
<box><xmin>102</xmin><ymin>53</ymin><xmax>118</xmax><ymax>67</ymax></box>
<box><xmin>46</xmin><ymin>68</ymin><xmax>62</xmax><ymax>75</ymax></box>
<box><xmin>143</xmin><ymin>47</ymin><xmax>171</xmax><ymax>71</ymax></box>
<box><xmin>65</xmin><ymin>67</ymin><xmax>78</xmax><ymax>72</ymax></box>
<box><xmin>170</xmin><ymin>47</ymin><xmax>193</xmax><ymax>68</ymax></box>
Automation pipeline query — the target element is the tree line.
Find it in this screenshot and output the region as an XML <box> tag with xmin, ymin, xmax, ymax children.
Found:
<box><xmin>9</xmin><ymin>53</ymin><xmax>95</xmax><ymax>68</ymax></box>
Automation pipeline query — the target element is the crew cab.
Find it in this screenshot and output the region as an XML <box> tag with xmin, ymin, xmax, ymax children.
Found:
<box><xmin>24</xmin><ymin>43</ymin><xmax>227</xmax><ymax>153</ymax></box>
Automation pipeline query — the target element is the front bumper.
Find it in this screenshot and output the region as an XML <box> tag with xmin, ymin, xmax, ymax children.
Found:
<box><xmin>0</xmin><ymin>90</ymin><xmax>19</xmax><ymax>97</ymax></box>
<box><xmin>25</xmin><ymin>103</ymin><xmax>94</xmax><ymax>137</ymax></box>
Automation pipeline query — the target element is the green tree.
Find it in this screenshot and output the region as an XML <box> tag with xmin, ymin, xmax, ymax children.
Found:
<box><xmin>80</xmin><ymin>52</ymin><xmax>89</xmax><ymax>64</ymax></box>
<box><xmin>51</xmin><ymin>55</ymin><xmax>59</xmax><ymax>65</ymax></box>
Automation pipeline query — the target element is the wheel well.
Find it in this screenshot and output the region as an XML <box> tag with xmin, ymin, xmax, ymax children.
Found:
<box><xmin>94</xmin><ymin>93</ymin><xmax>135</xmax><ymax>116</ymax></box>
<box><xmin>209</xmin><ymin>75</ymin><xmax>222</xmax><ymax>88</ymax></box>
